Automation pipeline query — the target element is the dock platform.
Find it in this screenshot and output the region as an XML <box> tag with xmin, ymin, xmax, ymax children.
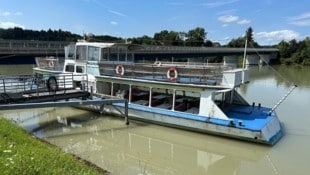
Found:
<box><xmin>0</xmin><ymin>73</ymin><xmax>129</xmax><ymax>124</ymax></box>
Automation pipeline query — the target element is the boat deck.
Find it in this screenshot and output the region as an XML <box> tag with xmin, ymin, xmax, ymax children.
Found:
<box><xmin>113</xmin><ymin>102</ymin><xmax>273</xmax><ymax>132</ymax></box>
<box><xmin>224</xmin><ymin>105</ymin><xmax>273</xmax><ymax>130</ymax></box>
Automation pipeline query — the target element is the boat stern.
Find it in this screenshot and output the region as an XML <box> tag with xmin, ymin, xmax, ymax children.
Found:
<box><xmin>260</xmin><ymin>112</ymin><xmax>284</xmax><ymax>145</ymax></box>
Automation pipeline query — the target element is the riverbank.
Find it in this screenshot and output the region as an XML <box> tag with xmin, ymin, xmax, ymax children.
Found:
<box><xmin>0</xmin><ymin>117</ymin><xmax>108</xmax><ymax>175</ymax></box>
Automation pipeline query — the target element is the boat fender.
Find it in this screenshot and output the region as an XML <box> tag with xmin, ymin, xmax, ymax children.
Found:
<box><xmin>167</xmin><ymin>67</ymin><xmax>178</xmax><ymax>81</ymax></box>
<box><xmin>115</xmin><ymin>65</ymin><xmax>125</xmax><ymax>76</ymax></box>
<box><xmin>47</xmin><ymin>76</ymin><xmax>58</xmax><ymax>92</ymax></box>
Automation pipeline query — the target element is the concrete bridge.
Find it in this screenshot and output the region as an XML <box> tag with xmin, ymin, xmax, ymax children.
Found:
<box><xmin>0</xmin><ymin>39</ymin><xmax>69</xmax><ymax>56</ymax></box>
<box><xmin>134</xmin><ymin>45</ymin><xmax>279</xmax><ymax>65</ymax></box>
<box><xmin>0</xmin><ymin>39</ymin><xmax>278</xmax><ymax>65</ymax></box>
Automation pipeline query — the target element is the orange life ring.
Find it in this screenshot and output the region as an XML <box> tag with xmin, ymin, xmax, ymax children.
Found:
<box><xmin>115</xmin><ymin>65</ymin><xmax>125</xmax><ymax>76</ymax></box>
<box><xmin>167</xmin><ymin>67</ymin><xmax>178</xmax><ymax>81</ymax></box>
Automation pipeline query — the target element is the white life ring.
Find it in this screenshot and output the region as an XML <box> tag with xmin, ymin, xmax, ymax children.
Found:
<box><xmin>154</xmin><ymin>61</ymin><xmax>162</xmax><ymax>66</ymax></box>
<box><xmin>167</xmin><ymin>67</ymin><xmax>178</xmax><ymax>81</ymax></box>
<box><xmin>48</xmin><ymin>60</ymin><xmax>54</xmax><ymax>67</ymax></box>
<box><xmin>115</xmin><ymin>65</ymin><xmax>125</xmax><ymax>76</ymax></box>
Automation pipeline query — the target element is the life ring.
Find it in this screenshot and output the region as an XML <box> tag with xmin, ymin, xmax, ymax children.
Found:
<box><xmin>48</xmin><ymin>60</ymin><xmax>54</xmax><ymax>67</ymax></box>
<box><xmin>115</xmin><ymin>65</ymin><xmax>125</xmax><ymax>76</ymax></box>
<box><xmin>154</xmin><ymin>61</ymin><xmax>162</xmax><ymax>66</ymax></box>
<box><xmin>167</xmin><ymin>67</ymin><xmax>178</xmax><ymax>81</ymax></box>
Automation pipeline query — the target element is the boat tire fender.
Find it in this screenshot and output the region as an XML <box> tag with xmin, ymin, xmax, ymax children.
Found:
<box><xmin>47</xmin><ymin>76</ymin><xmax>58</xmax><ymax>92</ymax></box>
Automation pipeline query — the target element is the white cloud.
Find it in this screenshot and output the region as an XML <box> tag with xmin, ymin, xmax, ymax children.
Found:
<box><xmin>110</xmin><ymin>21</ymin><xmax>118</xmax><ymax>25</ymax></box>
<box><xmin>203</xmin><ymin>0</ymin><xmax>240</xmax><ymax>8</ymax></box>
<box><xmin>0</xmin><ymin>11</ymin><xmax>11</xmax><ymax>16</ymax></box>
<box><xmin>288</xmin><ymin>12</ymin><xmax>310</xmax><ymax>26</ymax></box>
<box><xmin>237</xmin><ymin>19</ymin><xmax>251</xmax><ymax>25</ymax></box>
<box><xmin>108</xmin><ymin>10</ymin><xmax>126</xmax><ymax>17</ymax></box>
<box><xmin>0</xmin><ymin>11</ymin><xmax>23</xmax><ymax>17</ymax></box>
<box><xmin>290</xmin><ymin>12</ymin><xmax>310</xmax><ymax>20</ymax></box>
<box><xmin>218</xmin><ymin>15</ymin><xmax>239</xmax><ymax>23</ymax></box>
<box><xmin>255</xmin><ymin>30</ymin><xmax>300</xmax><ymax>44</ymax></box>
<box><xmin>14</xmin><ymin>12</ymin><xmax>23</xmax><ymax>16</ymax></box>
<box><xmin>290</xmin><ymin>20</ymin><xmax>310</xmax><ymax>26</ymax></box>
<box><xmin>0</xmin><ymin>21</ymin><xmax>25</xmax><ymax>29</ymax></box>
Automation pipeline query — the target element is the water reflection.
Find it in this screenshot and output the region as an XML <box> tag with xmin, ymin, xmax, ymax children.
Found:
<box><xmin>1</xmin><ymin>108</ymin><xmax>271</xmax><ymax>175</ymax></box>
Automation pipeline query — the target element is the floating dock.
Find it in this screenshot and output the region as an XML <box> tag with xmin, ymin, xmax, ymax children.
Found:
<box><xmin>0</xmin><ymin>74</ymin><xmax>129</xmax><ymax>124</ymax></box>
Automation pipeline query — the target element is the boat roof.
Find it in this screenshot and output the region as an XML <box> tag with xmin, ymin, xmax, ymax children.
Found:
<box><xmin>74</xmin><ymin>40</ymin><xmax>143</xmax><ymax>50</ymax></box>
<box><xmin>75</xmin><ymin>41</ymin><xmax>116</xmax><ymax>48</ymax></box>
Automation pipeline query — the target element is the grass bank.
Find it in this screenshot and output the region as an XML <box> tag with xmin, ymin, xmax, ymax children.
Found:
<box><xmin>0</xmin><ymin>117</ymin><xmax>108</xmax><ymax>175</ymax></box>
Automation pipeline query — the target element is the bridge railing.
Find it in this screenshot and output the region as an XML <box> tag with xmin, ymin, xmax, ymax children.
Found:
<box><xmin>0</xmin><ymin>40</ymin><xmax>70</xmax><ymax>55</ymax></box>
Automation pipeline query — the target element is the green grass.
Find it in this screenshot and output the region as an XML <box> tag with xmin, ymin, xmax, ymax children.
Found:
<box><xmin>0</xmin><ymin>117</ymin><xmax>108</xmax><ymax>175</ymax></box>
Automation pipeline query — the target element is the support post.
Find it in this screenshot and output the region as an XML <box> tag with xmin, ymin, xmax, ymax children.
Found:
<box><xmin>148</xmin><ymin>87</ymin><xmax>152</xmax><ymax>107</ymax></box>
<box><xmin>129</xmin><ymin>85</ymin><xmax>132</xmax><ymax>103</ymax></box>
<box><xmin>90</xmin><ymin>86</ymin><xmax>93</xmax><ymax>100</ymax></box>
<box><xmin>172</xmin><ymin>89</ymin><xmax>176</xmax><ymax>111</ymax></box>
<box><xmin>125</xmin><ymin>100</ymin><xmax>129</xmax><ymax>125</ymax></box>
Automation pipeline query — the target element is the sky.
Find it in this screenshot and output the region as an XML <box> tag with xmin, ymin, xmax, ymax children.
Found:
<box><xmin>0</xmin><ymin>0</ymin><xmax>309</xmax><ymax>45</ymax></box>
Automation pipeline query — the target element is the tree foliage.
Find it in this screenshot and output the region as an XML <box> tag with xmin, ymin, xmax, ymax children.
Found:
<box><xmin>1</xmin><ymin>26</ymin><xmax>310</xmax><ymax>65</ymax></box>
<box><xmin>226</xmin><ymin>27</ymin><xmax>259</xmax><ymax>48</ymax></box>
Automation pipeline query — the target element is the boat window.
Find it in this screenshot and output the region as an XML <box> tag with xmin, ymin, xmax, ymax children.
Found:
<box><xmin>101</xmin><ymin>48</ymin><xmax>109</xmax><ymax>61</ymax></box>
<box><xmin>76</xmin><ymin>66</ymin><xmax>84</xmax><ymax>73</ymax></box>
<box><xmin>65</xmin><ymin>65</ymin><xmax>74</xmax><ymax>72</ymax></box>
<box><xmin>65</xmin><ymin>45</ymin><xmax>75</xmax><ymax>60</ymax></box>
<box><xmin>87</xmin><ymin>66</ymin><xmax>99</xmax><ymax>76</ymax></box>
<box><xmin>88</xmin><ymin>46</ymin><xmax>99</xmax><ymax>61</ymax></box>
<box><xmin>127</xmin><ymin>52</ymin><xmax>133</xmax><ymax>62</ymax></box>
<box><xmin>110</xmin><ymin>48</ymin><xmax>118</xmax><ymax>61</ymax></box>
<box><xmin>119</xmin><ymin>48</ymin><xmax>127</xmax><ymax>61</ymax></box>
<box><xmin>76</xmin><ymin>46</ymin><xmax>87</xmax><ymax>60</ymax></box>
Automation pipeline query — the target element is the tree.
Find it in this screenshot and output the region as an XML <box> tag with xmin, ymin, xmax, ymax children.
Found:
<box><xmin>153</xmin><ymin>30</ymin><xmax>183</xmax><ymax>46</ymax></box>
<box><xmin>185</xmin><ymin>27</ymin><xmax>206</xmax><ymax>46</ymax></box>
<box><xmin>245</xmin><ymin>27</ymin><xmax>253</xmax><ymax>43</ymax></box>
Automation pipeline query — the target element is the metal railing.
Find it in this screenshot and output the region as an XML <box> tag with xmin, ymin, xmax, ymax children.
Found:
<box><xmin>0</xmin><ymin>73</ymin><xmax>89</xmax><ymax>94</ymax></box>
<box><xmin>0</xmin><ymin>40</ymin><xmax>70</xmax><ymax>55</ymax></box>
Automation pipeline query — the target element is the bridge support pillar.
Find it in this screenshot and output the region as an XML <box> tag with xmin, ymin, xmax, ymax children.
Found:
<box><xmin>224</xmin><ymin>55</ymin><xmax>238</xmax><ymax>66</ymax></box>
<box><xmin>246</xmin><ymin>55</ymin><xmax>259</xmax><ymax>65</ymax></box>
<box><xmin>259</xmin><ymin>54</ymin><xmax>271</xmax><ymax>65</ymax></box>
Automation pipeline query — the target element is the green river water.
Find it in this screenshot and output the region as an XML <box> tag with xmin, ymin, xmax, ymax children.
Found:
<box><xmin>0</xmin><ymin>64</ymin><xmax>309</xmax><ymax>175</ymax></box>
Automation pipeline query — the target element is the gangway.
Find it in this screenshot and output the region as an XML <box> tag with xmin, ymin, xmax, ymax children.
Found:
<box><xmin>0</xmin><ymin>73</ymin><xmax>129</xmax><ymax>124</ymax></box>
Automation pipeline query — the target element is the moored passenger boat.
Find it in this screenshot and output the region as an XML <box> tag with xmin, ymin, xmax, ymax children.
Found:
<box><xmin>33</xmin><ymin>40</ymin><xmax>284</xmax><ymax>145</ymax></box>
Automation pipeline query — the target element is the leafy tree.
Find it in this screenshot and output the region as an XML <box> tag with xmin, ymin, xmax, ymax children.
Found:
<box><xmin>245</xmin><ymin>27</ymin><xmax>253</xmax><ymax>43</ymax></box>
<box><xmin>185</xmin><ymin>27</ymin><xmax>206</xmax><ymax>46</ymax></box>
<box><xmin>153</xmin><ymin>30</ymin><xmax>183</xmax><ymax>46</ymax></box>
<box><xmin>129</xmin><ymin>35</ymin><xmax>155</xmax><ymax>45</ymax></box>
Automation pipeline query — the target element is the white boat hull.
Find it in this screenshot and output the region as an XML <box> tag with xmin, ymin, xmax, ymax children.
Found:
<box><xmin>93</xmin><ymin>103</ymin><xmax>283</xmax><ymax>145</ymax></box>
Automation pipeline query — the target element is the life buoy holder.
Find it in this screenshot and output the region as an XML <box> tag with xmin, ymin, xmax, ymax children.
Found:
<box><xmin>167</xmin><ymin>67</ymin><xmax>178</xmax><ymax>81</ymax></box>
<box><xmin>115</xmin><ymin>65</ymin><xmax>125</xmax><ymax>76</ymax></box>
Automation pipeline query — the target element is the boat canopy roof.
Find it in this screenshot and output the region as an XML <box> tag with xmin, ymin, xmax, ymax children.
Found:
<box><xmin>75</xmin><ymin>41</ymin><xmax>141</xmax><ymax>50</ymax></box>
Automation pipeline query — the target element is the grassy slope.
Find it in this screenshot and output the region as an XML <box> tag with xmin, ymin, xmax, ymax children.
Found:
<box><xmin>0</xmin><ymin>117</ymin><xmax>107</xmax><ymax>175</ymax></box>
